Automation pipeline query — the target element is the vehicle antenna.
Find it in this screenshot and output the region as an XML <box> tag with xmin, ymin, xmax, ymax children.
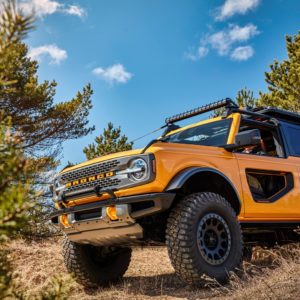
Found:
<box><xmin>130</xmin><ymin>124</ymin><xmax>167</xmax><ymax>144</ymax></box>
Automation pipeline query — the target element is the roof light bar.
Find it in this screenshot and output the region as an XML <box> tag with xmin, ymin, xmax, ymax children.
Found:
<box><xmin>165</xmin><ymin>98</ymin><xmax>237</xmax><ymax>124</ymax></box>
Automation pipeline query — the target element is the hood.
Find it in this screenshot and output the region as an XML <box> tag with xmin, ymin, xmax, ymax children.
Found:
<box><xmin>61</xmin><ymin>149</ymin><xmax>143</xmax><ymax>174</ymax></box>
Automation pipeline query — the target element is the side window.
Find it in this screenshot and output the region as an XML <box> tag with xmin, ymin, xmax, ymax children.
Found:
<box><xmin>282</xmin><ymin>123</ymin><xmax>300</xmax><ymax>156</ymax></box>
<box><xmin>237</xmin><ymin>122</ymin><xmax>283</xmax><ymax>157</ymax></box>
<box><xmin>246</xmin><ymin>169</ymin><xmax>293</xmax><ymax>203</ymax></box>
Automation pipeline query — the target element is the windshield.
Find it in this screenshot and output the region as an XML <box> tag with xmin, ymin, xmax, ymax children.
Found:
<box><xmin>162</xmin><ymin>119</ymin><xmax>232</xmax><ymax>147</ymax></box>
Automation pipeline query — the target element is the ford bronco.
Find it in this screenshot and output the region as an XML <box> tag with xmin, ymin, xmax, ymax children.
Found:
<box><xmin>51</xmin><ymin>98</ymin><xmax>300</xmax><ymax>287</ymax></box>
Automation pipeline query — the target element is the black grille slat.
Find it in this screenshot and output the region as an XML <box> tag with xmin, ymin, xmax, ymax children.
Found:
<box><xmin>61</xmin><ymin>160</ymin><xmax>121</xmax><ymax>193</ymax></box>
<box><xmin>61</xmin><ymin>160</ymin><xmax>119</xmax><ymax>182</ymax></box>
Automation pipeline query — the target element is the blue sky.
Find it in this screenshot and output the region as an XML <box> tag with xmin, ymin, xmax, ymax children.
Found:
<box><xmin>22</xmin><ymin>0</ymin><xmax>300</xmax><ymax>166</ymax></box>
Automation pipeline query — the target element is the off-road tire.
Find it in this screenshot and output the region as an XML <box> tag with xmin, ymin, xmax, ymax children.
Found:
<box><xmin>166</xmin><ymin>192</ymin><xmax>243</xmax><ymax>285</ymax></box>
<box><xmin>62</xmin><ymin>236</ymin><xmax>132</xmax><ymax>288</ymax></box>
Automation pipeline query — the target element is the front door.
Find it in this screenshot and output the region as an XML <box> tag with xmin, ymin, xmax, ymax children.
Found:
<box><xmin>235</xmin><ymin>153</ymin><xmax>300</xmax><ymax>220</ymax></box>
<box><xmin>234</xmin><ymin>117</ymin><xmax>300</xmax><ymax>221</ymax></box>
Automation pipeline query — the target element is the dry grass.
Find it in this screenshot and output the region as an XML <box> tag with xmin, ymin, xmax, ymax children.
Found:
<box><xmin>6</xmin><ymin>238</ymin><xmax>300</xmax><ymax>299</ymax></box>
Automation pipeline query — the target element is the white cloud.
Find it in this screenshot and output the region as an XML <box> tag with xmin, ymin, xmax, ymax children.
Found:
<box><xmin>198</xmin><ymin>46</ymin><xmax>209</xmax><ymax>58</ymax></box>
<box><xmin>28</xmin><ymin>44</ymin><xmax>67</xmax><ymax>64</ymax></box>
<box><xmin>92</xmin><ymin>64</ymin><xmax>133</xmax><ymax>85</ymax></box>
<box><xmin>206</xmin><ymin>23</ymin><xmax>259</xmax><ymax>56</ymax></box>
<box><xmin>230</xmin><ymin>45</ymin><xmax>254</xmax><ymax>61</ymax></box>
<box><xmin>185</xmin><ymin>23</ymin><xmax>259</xmax><ymax>61</ymax></box>
<box><xmin>228</xmin><ymin>24</ymin><xmax>259</xmax><ymax>41</ymax></box>
<box><xmin>184</xmin><ymin>46</ymin><xmax>209</xmax><ymax>61</ymax></box>
<box><xmin>19</xmin><ymin>0</ymin><xmax>86</xmax><ymax>18</ymax></box>
<box><xmin>184</xmin><ymin>0</ymin><xmax>260</xmax><ymax>62</ymax></box>
<box><xmin>207</xmin><ymin>30</ymin><xmax>231</xmax><ymax>56</ymax></box>
<box><xmin>215</xmin><ymin>0</ymin><xmax>260</xmax><ymax>21</ymax></box>
<box><xmin>63</xmin><ymin>5</ymin><xmax>86</xmax><ymax>18</ymax></box>
<box><xmin>20</xmin><ymin>0</ymin><xmax>61</xmax><ymax>17</ymax></box>
<box><xmin>184</xmin><ymin>52</ymin><xmax>198</xmax><ymax>61</ymax></box>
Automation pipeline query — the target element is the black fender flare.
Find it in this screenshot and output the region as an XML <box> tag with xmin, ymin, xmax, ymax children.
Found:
<box><xmin>165</xmin><ymin>167</ymin><xmax>242</xmax><ymax>213</ymax></box>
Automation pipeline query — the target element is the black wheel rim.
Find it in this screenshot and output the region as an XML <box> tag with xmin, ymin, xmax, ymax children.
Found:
<box><xmin>197</xmin><ymin>213</ymin><xmax>231</xmax><ymax>265</ymax></box>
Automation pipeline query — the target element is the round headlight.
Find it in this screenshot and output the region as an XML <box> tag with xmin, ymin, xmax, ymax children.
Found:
<box><xmin>53</xmin><ymin>176</ymin><xmax>64</xmax><ymax>196</ymax></box>
<box><xmin>129</xmin><ymin>158</ymin><xmax>147</xmax><ymax>181</ymax></box>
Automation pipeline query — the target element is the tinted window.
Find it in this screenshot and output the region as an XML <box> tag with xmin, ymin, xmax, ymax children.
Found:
<box><xmin>163</xmin><ymin>119</ymin><xmax>232</xmax><ymax>147</ymax></box>
<box><xmin>282</xmin><ymin>124</ymin><xmax>300</xmax><ymax>156</ymax></box>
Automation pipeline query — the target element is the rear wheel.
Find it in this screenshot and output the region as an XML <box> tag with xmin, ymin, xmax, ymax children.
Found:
<box><xmin>166</xmin><ymin>192</ymin><xmax>243</xmax><ymax>285</ymax></box>
<box><xmin>62</xmin><ymin>236</ymin><xmax>131</xmax><ymax>288</ymax></box>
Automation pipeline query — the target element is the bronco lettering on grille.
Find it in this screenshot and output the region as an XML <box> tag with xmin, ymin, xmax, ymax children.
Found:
<box><xmin>65</xmin><ymin>171</ymin><xmax>115</xmax><ymax>188</ymax></box>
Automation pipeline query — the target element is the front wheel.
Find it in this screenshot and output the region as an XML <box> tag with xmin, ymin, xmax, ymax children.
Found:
<box><xmin>166</xmin><ymin>192</ymin><xmax>243</xmax><ymax>285</ymax></box>
<box><xmin>62</xmin><ymin>236</ymin><xmax>132</xmax><ymax>288</ymax></box>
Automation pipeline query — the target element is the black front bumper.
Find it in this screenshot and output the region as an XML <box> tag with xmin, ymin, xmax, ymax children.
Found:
<box><xmin>50</xmin><ymin>192</ymin><xmax>176</xmax><ymax>223</ymax></box>
<box><xmin>50</xmin><ymin>192</ymin><xmax>176</xmax><ymax>246</ymax></box>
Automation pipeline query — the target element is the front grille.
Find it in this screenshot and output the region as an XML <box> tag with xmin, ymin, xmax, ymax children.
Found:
<box><xmin>61</xmin><ymin>160</ymin><xmax>120</xmax><ymax>182</ymax></box>
<box><xmin>61</xmin><ymin>159</ymin><xmax>121</xmax><ymax>193</ymax></box>
<box><xmin>56</xmin><ymin>154</ymin><xmax>154</xmax><ymax>201</ymax></box>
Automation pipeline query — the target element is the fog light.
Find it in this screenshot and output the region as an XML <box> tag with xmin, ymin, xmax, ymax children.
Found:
<box><xmin>60</xmin><ymin>214</ymin><xmax>70</xmax><ymax>227</ymax></box>
<box><xmin>106</xmin><ymin>206</ymin><xmax>118</xmax><ymax>221</ymax></box>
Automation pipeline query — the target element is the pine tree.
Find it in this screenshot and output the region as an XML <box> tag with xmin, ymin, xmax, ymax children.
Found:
<box><xmin>0</xmin><ymin>0</ymin><xmax>36</xmax><ymax>239</ymax></box>
<box><xmin>0</xmin><ymin>115</ymin><xmax>34</xmax><ymax>297</ymax></box>
<box><xmin>0</xmin><ymin>2</ymin><xmax>35</xmax><ymax>296</ymax></box>
<box><xmin>0</xmin><ymin>41</ymin><xmax>94</xmax><ymax>160</ymax></box>
<box><xmin>259</xmin><ymin>32</ymin><xmax>300</xmax><ymax>112</ymax></box>
<box><xmin>0</xmin><ymin>3</ymin><xmax>94</xmax><ymax>164</ymax></box>
<box><xmin>83</xmin><ymin>122</ymin><xmax>133</xmax><ymax>160</ymax></box>
<box><xmin>0</xmin><ymin>115</ymin><xmax>32</xmax><ymax>241</ymax></box>
<box><xmin>236</xmin><ymin>88</ymin><xmax>258</xmax><ymax>108</ymax></box>
<box><xmin>0</xmin><ymin>0</ymin><xmax>33</xmax><ymax>87</ymax></box>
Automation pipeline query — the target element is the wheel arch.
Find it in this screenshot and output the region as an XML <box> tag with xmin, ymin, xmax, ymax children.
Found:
<box><xmin>165</xmin><ymin>167</ymin><xmax>242</xmax><ymax>215</ymax></box>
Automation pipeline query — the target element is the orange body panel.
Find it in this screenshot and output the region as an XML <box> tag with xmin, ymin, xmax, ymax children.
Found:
<box><xmin>235</xmin><ymin>153</ymin><xmax>300</xmax><ymax>220</ymax></box>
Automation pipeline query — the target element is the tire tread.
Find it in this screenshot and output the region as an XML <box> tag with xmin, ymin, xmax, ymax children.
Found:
<box><xmin>166</xmin><ymin>192</ymin><xmax>243</xmax><ymax>284</ymax></box>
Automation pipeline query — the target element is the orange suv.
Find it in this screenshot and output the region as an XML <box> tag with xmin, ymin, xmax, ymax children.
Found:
<box><xmin>51</xmin><ymin>98</ymin><xmax>300</xmax><ymax>287</ymax></box>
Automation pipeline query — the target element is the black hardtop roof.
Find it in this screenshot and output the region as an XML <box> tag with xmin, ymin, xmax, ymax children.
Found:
<box><xmin>254</xmin><ymin>107</ymin><xmax>300</xmax><ymax>125</ymax></box>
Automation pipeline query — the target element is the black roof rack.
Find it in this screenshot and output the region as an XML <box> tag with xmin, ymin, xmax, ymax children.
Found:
<box><xmin>165</xmin><ymin>98</ymin><xmax>237</xmax><ymax>124</ymax></box>
<box><xmin>254</xmin><ymin>107</ymin><xmax>300</xmax><ymax>124</ymax></box>
<box><xmin>165</xmin><ymin>99</ymin><xmax>300</xmax><ymax>129</ymax></box>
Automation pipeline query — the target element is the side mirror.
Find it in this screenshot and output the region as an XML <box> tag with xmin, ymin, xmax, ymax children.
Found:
<box><xmin>225</xmin><ymin>129</ymin><xmax>261</xmax><ymax>151</ymax></box>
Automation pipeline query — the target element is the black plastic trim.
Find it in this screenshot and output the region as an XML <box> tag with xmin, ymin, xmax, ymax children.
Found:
<box><xmin>240</xmin><ymin>221</ymin><xmax>300</xmax><ymax>225</ymax></box>
<box><xmin>165</xmin><ymin>167</ymin><xmax>241</xmax><ymax>211</ymax></box>
<box><xmin>245</xmin><ymin>168</ymin><xmax>294</xmax><ymax>203</ymax></box>
<box><xmin>240</xmin><ymin>221</ymin><xmax>300</xmax><ymax>232</ymax></box>
<box><xmin>256</xmin><ymin>107</ymin><xmax>300</xmax><ymax>124</ymax></box>
<box><xmin>231</xmin><ymin>108</ymin><xmax>272</xmax><ymax>120</ymax></box>
<box><xmin>240</xmin><ymin>118</ymin><xmax>276</xmax><ymax>130</ymax></box>
<box><xmin>50</xmin><ymin>192</ymin><xmax>176</xmax><ymax>221</ymax></box>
